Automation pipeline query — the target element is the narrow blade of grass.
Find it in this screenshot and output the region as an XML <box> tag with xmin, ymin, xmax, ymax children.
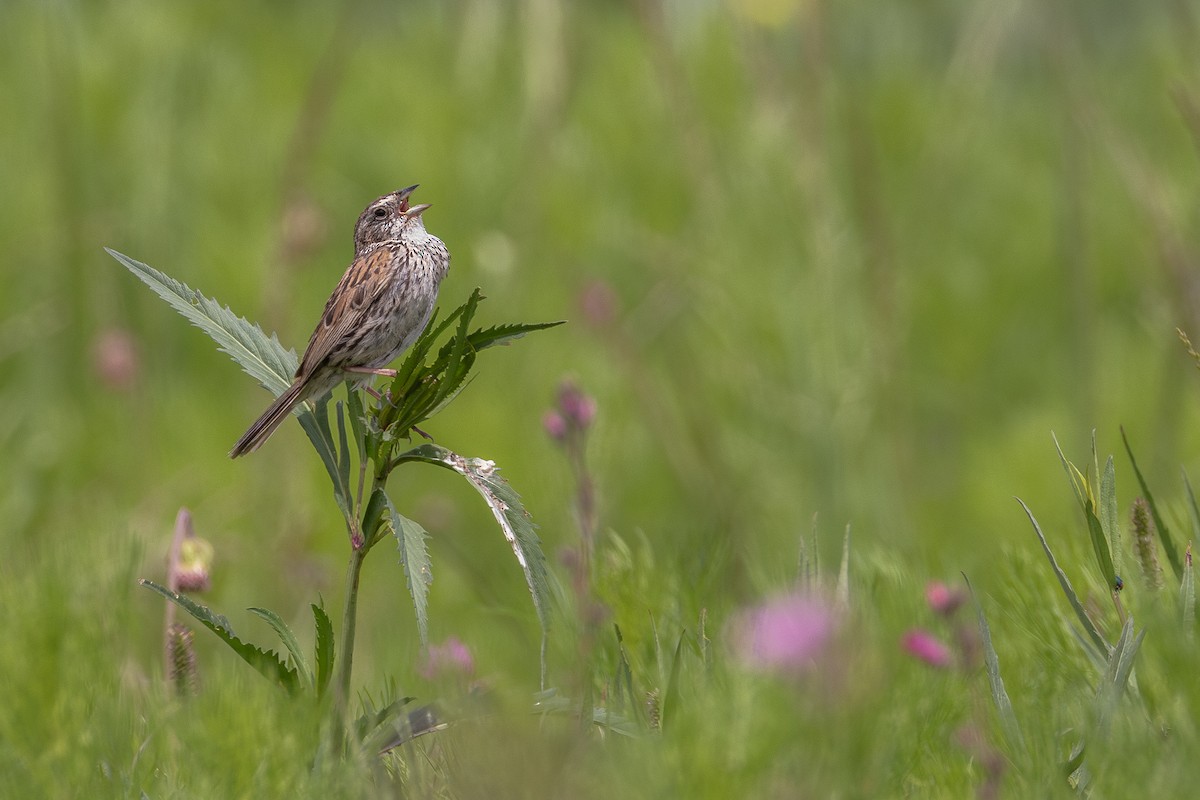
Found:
<box><xmin>965</xmin><ymin>574</ymin><xmax>1025</xmax><ymax>757</ymax></box>
<box><xmin>1121</xmin><ymin>426</ymin><xmax>1183</xmax><ymax>579</ymax></box>
<box><xmin>1017</xmin><ymin>498</ymin><xmax>1110</xmax><ymax>658</ymax></box>
<box><xmin>1099</xmin><ymin>455</ymin><xmax>1121</xmax><ymax>582</ymax></box>
<box><xmin>1182</xmin><ymin>545</ymin><xmax>1195</xmax><ymax>632</ymax></box>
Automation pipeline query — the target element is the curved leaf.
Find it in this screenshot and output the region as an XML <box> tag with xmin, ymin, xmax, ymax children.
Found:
<box><xmin>378</xmin><ymin>490</ymin><xmax>433</xmax><ymax>646</ymax></box>
<box><xmin>394</xmin><ymin>443</ymin><xmax>557</xmax><ymax>637</ymax></box>
<box><xmin>247</xmin><ymin>606</ymin><xmax>312</xmax><ymax>692</ymax></box>
<box><xmin>312</xmin><ymin>601</ymin><xmax>335</xmax><ymax>699</ymax></box>
<box><xmin>107</xmin><ymin>248</ymin><xmax>296</xmax><ymax>394</ymax></box>
<box><xmin>140</xmin><ymin>579</ymin><xmax>300</xmax><ymax>693</ymax></box>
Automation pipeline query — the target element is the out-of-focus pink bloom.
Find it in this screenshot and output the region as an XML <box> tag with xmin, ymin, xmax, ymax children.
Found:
<box><xmin>543</xmin><ymin>410</ymin><xmax>567</xmax><ymax>441</ymax></box>
<box><xmin>557</xmin><ymin>381</ymin><xmax>596</xmax><ymax>430</ymax></box>
<box><xmin>925</xmin><ymin>582</ymin><xmax>967</xmax><ymax>617</ymax></box>
<box><xmin>903</xmin><ymin>629</ymin><xmax>953</xmax><ymax>669</ymax></box>
<box><xmin>91</xmin><ymin>328</ymin><xmax>139</xmax><ymax>390</ymax></box>
<box><xmin>733</xmin><ymin>593</ymin><xmax>839</xmax><ymax>671</ymax></box>
<box><xmin>419</xmin><ymin>636</ymin><xmax>475</xmax><ymax>680</ymax></box>
<box><xmin>577</xmin><ymin>279</ymin><xmax>619</xmax><ymax>329</ymax></box>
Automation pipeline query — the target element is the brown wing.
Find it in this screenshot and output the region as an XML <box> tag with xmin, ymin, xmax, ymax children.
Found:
<box><xmin>295</xmin><ymin>244</ymin><xmax>406</xmax><ymax>378</ymax></box>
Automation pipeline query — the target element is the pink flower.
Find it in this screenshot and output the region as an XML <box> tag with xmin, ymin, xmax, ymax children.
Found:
<box><xmin>924</xmin><ymin>582</ymin><xmax>967</xmax><ymax>617</ymax></box>
<box><xmin>903</xmin><ymin>629</ymin><xmax>953</xmax><ymax>669</ymax></box>
<box><xmin>419</xmin><ymin>636</ymin><xmax>475</xmax><ymax>680</ymax></box>
<box><xmin>733</xmin><ymin>593</ymin><xmax>839</xmax><ymax>671</ymax></box>
<box><xmin>577</xmin><ymin>279</ymin><xmax>619</xmax><ymax>328</ymax></box>
<box><xmin>557</xmin><ymin>381</ymin><xmax>596</xmax><ymax>430</ymax></box>
<box><xmin>91</xmin><ymin>328</ymin><xmax>139</xmax><ymax>391</ymax></box>
<box><xmin>543</xmin><ymin>410</ymin><xmax>567</xmax><ymax>441</ymax></box>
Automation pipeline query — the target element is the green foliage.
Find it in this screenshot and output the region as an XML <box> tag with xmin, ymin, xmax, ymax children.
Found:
<box><xmin>312</xmin><ymin>602</ymin><xmax>335</xmax><ymax>699</ymax></box>
<box><xmin>104</xmin><ymin>248</ymin><xmax>298</xmax><ymax>398</ymax></box>
<box><xmin>394</xmin><ymin>443</ymin><xmax>557</xmax><ymax>638</ymax></box>
<box><xmin>967</xmin><ymin>576</ymin><xmax>1025</xmax><ymax>756</ymax></box>
<box><xmin>1054</xmin><ymin>433</ymin><xmax>1121</xmax><ymax>592</ymax></box>
<box><xmin>9</xmin><ymin>1</ymin><xmax>1200</xmax><ymax>797</ymax></box>
<box><xmin>1121</xmin><ymin>427</ymin><xmax>1185</xmax><ymax>580</ymax></box>
<box><xmin>999</xmin><ymin>433</ymin><xmax>1200</xmax><ymax>791</ymax></box>
<box><xmin>140</xmin><ymin>579</ymin><xmax>302</xmax><ymax>694</ymax></box>
<box><xmin>382</xmin><ymin>491</ymin><xmax>434</xmax><ymax>646</ymax></box>
<box><xmin>1019</xmin><ymin>498</ymin><xmax>1110</xmax><ymax>658</ymax></box>
<box><xmin>116</xmin><ymin>246</ymin><xmax>562</xmax><ymax>761</ymax></box>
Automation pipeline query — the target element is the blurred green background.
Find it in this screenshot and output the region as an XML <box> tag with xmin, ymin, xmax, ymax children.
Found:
<box><xmin>3</xmin><ymin>0</ymin><xmax>1200</xmax><ymax>795</ymax></box>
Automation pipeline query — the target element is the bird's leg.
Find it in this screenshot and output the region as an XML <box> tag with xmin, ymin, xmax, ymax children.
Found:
<box><xmin>344</xmin><ymin>367</ymin><xmax>398</xmax><ymax>378</ymax></box>
<box><xmin>345</xmin><ymin>367</ymin><xmax>400</xmax><ymax>406</ymax></box>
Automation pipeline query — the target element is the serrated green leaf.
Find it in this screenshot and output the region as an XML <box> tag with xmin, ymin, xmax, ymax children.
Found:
<box><xmin>423</xmin><ymin>371</ymin><xmax>476</xmax><ymax>422</ymax></box>
<box><xmin>965</xmin><ymin>574</ymin><xmax>1025</xmax><ymax>756</ymax></box>
<box><xmin>393</xmin><ymin>444</ymin><xmax>557</xmax><ymax>639</ymax></box>
<box><xmin>467</xmin><ymin>320</ymin><xmax>566</xmax><ymax>352</ymax></box>
<box><xmin>140</xmin><ymin>579</ymin><xmax>300</xmax><ymax>693</ymax></box>
<box><xmin>378</xmin><ymin>490</ymin><xmax>433</xmax><ymax>647</ymax></box>
<box><xmin>107</xmin><ymin>248</ymin><xmax>296</xmax><ymax>394</ymax></box>
<box><xmin>1121</xmin><ymin>426</ymin><xmax>1183</xmax><ymax>579</ymax></box>
<box><xmin>441</xmin><ymin>290</ymin><xmax>479</xmax><ymax>385</ymax></box>
<box><xmin>1017</xmin><ymin>498</ymin><xmax>1110</xmax><ymax>658</ymax></box>
<box><xmin>108</xmin><ymin>249</ymin><xmax>347</xmax><ymax>486</ymax></box>
<box><xmin>390</xmin><ymin>301</ymin><xmax>469</xmax><ymax>398</ymax></box>
<box><xmin>247</xmin><ymin>606</ymin><xmax>312</xmax><ymax>692</ymax></box>
<box><xmin>312</xmin><ymin>601</ymin><xmax>335</xmax><ymax>699</ymax></box>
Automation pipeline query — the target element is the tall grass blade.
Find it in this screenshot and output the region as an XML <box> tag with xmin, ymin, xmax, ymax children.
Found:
<box><xmin>1099</xmin><ymin>455</ymin><xmax>1121</xmax><ymax>582</ymax></box>
<box><xmin>1182</xmin><ymin>545</ymin><xmax>1195</xmax><ymax>633</ymax></box>
<box><xmin>1121</xmin><ymin>426</ymin><xmax>1183</xmax><ymax>579</ymax></box>
<box><xmin>1017</xmin><ymin>498</ymin><xmax>1110</xmax><ymax>658</ymax></box>
<box><xmin>965</xmin><ymin>575</ymin><xmax>1025</xmax><ymax>756</ymax></box>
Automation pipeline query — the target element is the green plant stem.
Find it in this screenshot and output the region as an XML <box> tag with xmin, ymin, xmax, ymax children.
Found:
<box><xmin>332</xmin><ymin>544</ymin><xmax>368</xmax><ymax>741</ymax></box>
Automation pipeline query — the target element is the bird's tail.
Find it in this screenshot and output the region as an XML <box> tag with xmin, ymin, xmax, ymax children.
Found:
<box><xmin>229</xmin><ymin>380</ymin><xmax>308</xmax><ymax>458</ymax></box>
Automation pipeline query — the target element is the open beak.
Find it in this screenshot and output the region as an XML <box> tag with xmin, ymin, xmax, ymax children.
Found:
<box><xmin>406</xmin><ymin>202</ymin><xmax>432</xmax><ymax>217</ymax></box>
<box><xmin>396</xmin><ymin>184</ymin><xmax>419</xmax><ymax>212</ymax></box>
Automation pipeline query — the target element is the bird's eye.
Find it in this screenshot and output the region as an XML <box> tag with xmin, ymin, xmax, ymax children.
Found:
<box><xmin>372</xmin><ymin>207</ymin><xmax>388</xmax><ymax>219</ymax></box>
